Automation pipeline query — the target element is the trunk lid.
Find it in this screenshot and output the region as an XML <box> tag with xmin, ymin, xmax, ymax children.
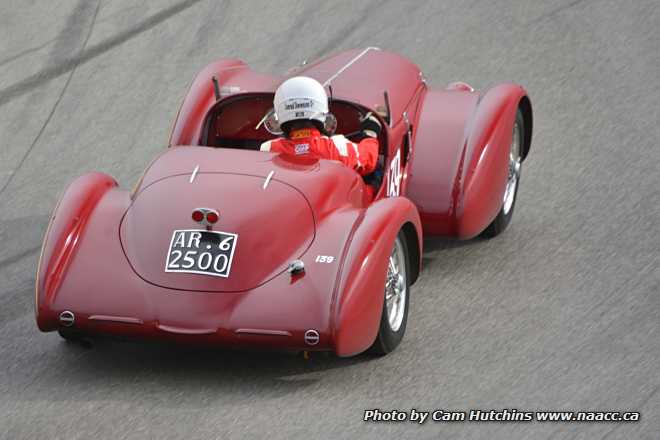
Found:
<box><xmin>120</xmin><ymin>172</ymin><xmax>314</xmax><ymax>292</ymax></box>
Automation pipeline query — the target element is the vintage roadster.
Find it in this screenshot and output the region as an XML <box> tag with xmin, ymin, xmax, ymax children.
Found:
<box><xmin>36</xmin><ymin>48</ymin><xmax>532</xmax><ymax>356</ymax></box>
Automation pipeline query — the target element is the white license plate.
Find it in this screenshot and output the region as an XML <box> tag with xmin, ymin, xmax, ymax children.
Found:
<box><xmin>165</xmin><ymin>229</ymin><xmax>238</xmax><ymax>278</ymax></box>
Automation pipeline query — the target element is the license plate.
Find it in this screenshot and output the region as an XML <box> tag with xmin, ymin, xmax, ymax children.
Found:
<box><xmin>165</xmin><ymin>229</ymin><xmax>238</xmax><ymax>278</ymax></box>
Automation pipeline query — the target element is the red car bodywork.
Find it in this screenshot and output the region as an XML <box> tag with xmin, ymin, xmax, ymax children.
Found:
<box><xmin>36</xmin><ymin>48</ymin><xmax>532</xmax><ymax>356</ymax></box>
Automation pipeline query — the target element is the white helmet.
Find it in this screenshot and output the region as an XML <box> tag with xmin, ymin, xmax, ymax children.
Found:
<box><xmin>274</xmin><ymin>76</ymin><xmax>329</xmax><ymax>128</ymax></box>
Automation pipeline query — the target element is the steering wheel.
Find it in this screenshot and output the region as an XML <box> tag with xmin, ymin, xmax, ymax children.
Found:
<box><xmin>343</xmin><ymin>111</ymin><xmax>380</xmax><ymax>140</ymax></box>
<box><xmin>332</xmin><ymin>101</ymin><xmax>371</xmax><ymax>139</ymax></box>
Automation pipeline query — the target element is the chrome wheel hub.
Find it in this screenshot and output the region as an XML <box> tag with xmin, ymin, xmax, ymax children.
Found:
<box><xmin>503</xmin><ymin>120</ymin><xmax>522</xmax><ymax>215</ymax></box>
<box><xmin>385</xmin><ymin>237</ymin><xmax>407</xmax><ymax>332</ymax></box>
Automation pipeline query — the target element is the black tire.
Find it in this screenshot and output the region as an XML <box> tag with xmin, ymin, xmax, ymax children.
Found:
<box><xmin>369</xmin><ymin>230</ymin><xmax>411</xmax><ymax>355</ymax></box>
<box><xmin>481</xmin><ymin>108</ymin><xmax>525</xmax><ymax>238</ymax></box>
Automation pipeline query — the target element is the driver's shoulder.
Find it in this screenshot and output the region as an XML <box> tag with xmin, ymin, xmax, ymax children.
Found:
<box><xmin>260</xmin><ymin>137</ymin><xmax>289</xmax><ymax>151</ymax></box>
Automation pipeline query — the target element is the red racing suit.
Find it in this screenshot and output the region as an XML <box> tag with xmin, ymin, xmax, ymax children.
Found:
<box><xmin>260</xmin><ymin>128</ymin><xmax>378</xmax><ymax>176</ymax></box>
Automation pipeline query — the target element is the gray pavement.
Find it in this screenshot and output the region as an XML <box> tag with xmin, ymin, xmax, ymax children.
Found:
<box><xmin>1</xmin><ymin>1</ymin><xmax>659</xmax><ymax>439</ymax></box>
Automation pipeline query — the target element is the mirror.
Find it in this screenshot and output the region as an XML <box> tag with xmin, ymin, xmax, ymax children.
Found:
<box><xmin>256</xmin><ymin>108</ymin><xmax>283</xmax><ymax>136</ymax></box>
<box><xmin>324</xmin><ymin>113</ymin><xmax>337</xmax><ymax>136</ymax></box>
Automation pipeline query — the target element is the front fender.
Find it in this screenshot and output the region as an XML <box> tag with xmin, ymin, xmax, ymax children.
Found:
<box><xmin>169</xmin><ymin>59</ymin><xmax>248</xmax><ymax>146</ymax></box>
<box><xmin>456</xmin><ymin>83</ymin><xmax>529</xmax><ymax>238</ymax></box>
<box><xmin>35</xmin><ymin>172</ymin><xmax>118</xmax><ymax>331</ymax></box>
<box><xmin>332</xmin><ymin>197</ymin><xmax>422</xmax><ymax>357</ymax></box>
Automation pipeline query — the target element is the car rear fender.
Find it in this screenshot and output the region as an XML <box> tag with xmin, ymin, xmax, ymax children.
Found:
<box><xmin>35</xmin><ymin>172</ymin><xmax>118</xmax><ymax>331</ymax></box>
<box><xmin>331</xmin><ymin>197</ymin><xmax>422</xmax><ymax>357</ymax></box>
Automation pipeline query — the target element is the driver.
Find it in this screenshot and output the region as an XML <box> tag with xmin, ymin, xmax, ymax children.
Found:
<box><xmin>260</xmin><ymin>76</ymin><xmax>380</xmax><ymax>176</ymax></box>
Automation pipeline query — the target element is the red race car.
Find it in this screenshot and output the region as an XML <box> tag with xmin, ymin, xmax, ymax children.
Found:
<box><xmin>36</xmin><ymin>48</ymin><xmax>532</xmax><ymax>356</ymax></box>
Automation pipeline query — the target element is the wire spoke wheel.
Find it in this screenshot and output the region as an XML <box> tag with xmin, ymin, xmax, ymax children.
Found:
<box><xmin>370</xmin><ymin>230</ymin><xmax>411</xmax><ymax>355</ymax></box>
<box><xmin>503</xmin><ymin>119</ymin><xmax>522</xmax><ymax>216</ymax></box>
<box><xmin>385</xmin><ymin>239</ymin><xmax>407</xmax><ymax>332</ymax></box>
<box><xmin>481</xmin><ymin>108</ymin><xmax>525</xmax><ymax>238</ymax></box>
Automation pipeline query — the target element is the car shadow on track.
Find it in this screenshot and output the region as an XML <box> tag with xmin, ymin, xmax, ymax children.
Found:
<box><xmin>5</xmin><ymin>316</ymin><xmax>392</xmax><ymax>404</ymax></box>
<box><xmin>421</xmin><ymin>236</ymin><xmax>484</xmax><ymax>267</ymax></box>
<box><xmin>423</xmin><ymin>236</ymin><xmax>484</xmax><ymax>253</ymax></box>
<box><xmin>35</xmin><ymin>335</ymin><xmax>380</xmax><ymax>399</ymax></box>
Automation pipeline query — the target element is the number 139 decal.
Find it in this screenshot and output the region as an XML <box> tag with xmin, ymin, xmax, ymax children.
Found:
<box><xmin>387</xmin><ymin>148</ymin><xmax>402</xmax><ymax>197</ymax></box>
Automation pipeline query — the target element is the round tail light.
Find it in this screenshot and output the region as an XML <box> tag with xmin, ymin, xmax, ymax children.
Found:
<box><xmin>192</xmin><ymin>210</ymin><xmax>204</xmax><ymax>222</ymax></box>
<box><xmin>205</xmin><ymin>211</ymin><xmax>219</xmax><ymax>224</ymax></box>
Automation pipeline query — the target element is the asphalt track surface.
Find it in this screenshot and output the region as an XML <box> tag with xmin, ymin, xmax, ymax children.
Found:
<box><xmin>1</xmin><ymin>1</ymin><xmax>659</xmax><ymax>439</ymax></box>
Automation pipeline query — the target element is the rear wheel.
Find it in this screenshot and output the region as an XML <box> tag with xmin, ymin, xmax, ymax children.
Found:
<box><xmin>369</xmin><ymin>230</ymin><xmax>410</xmax><ymax>355</ymax></box>
<box><xmin>481</xmin><ymin>108</ymin><xmax>524</xmax><ymax>238</ymax></box>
